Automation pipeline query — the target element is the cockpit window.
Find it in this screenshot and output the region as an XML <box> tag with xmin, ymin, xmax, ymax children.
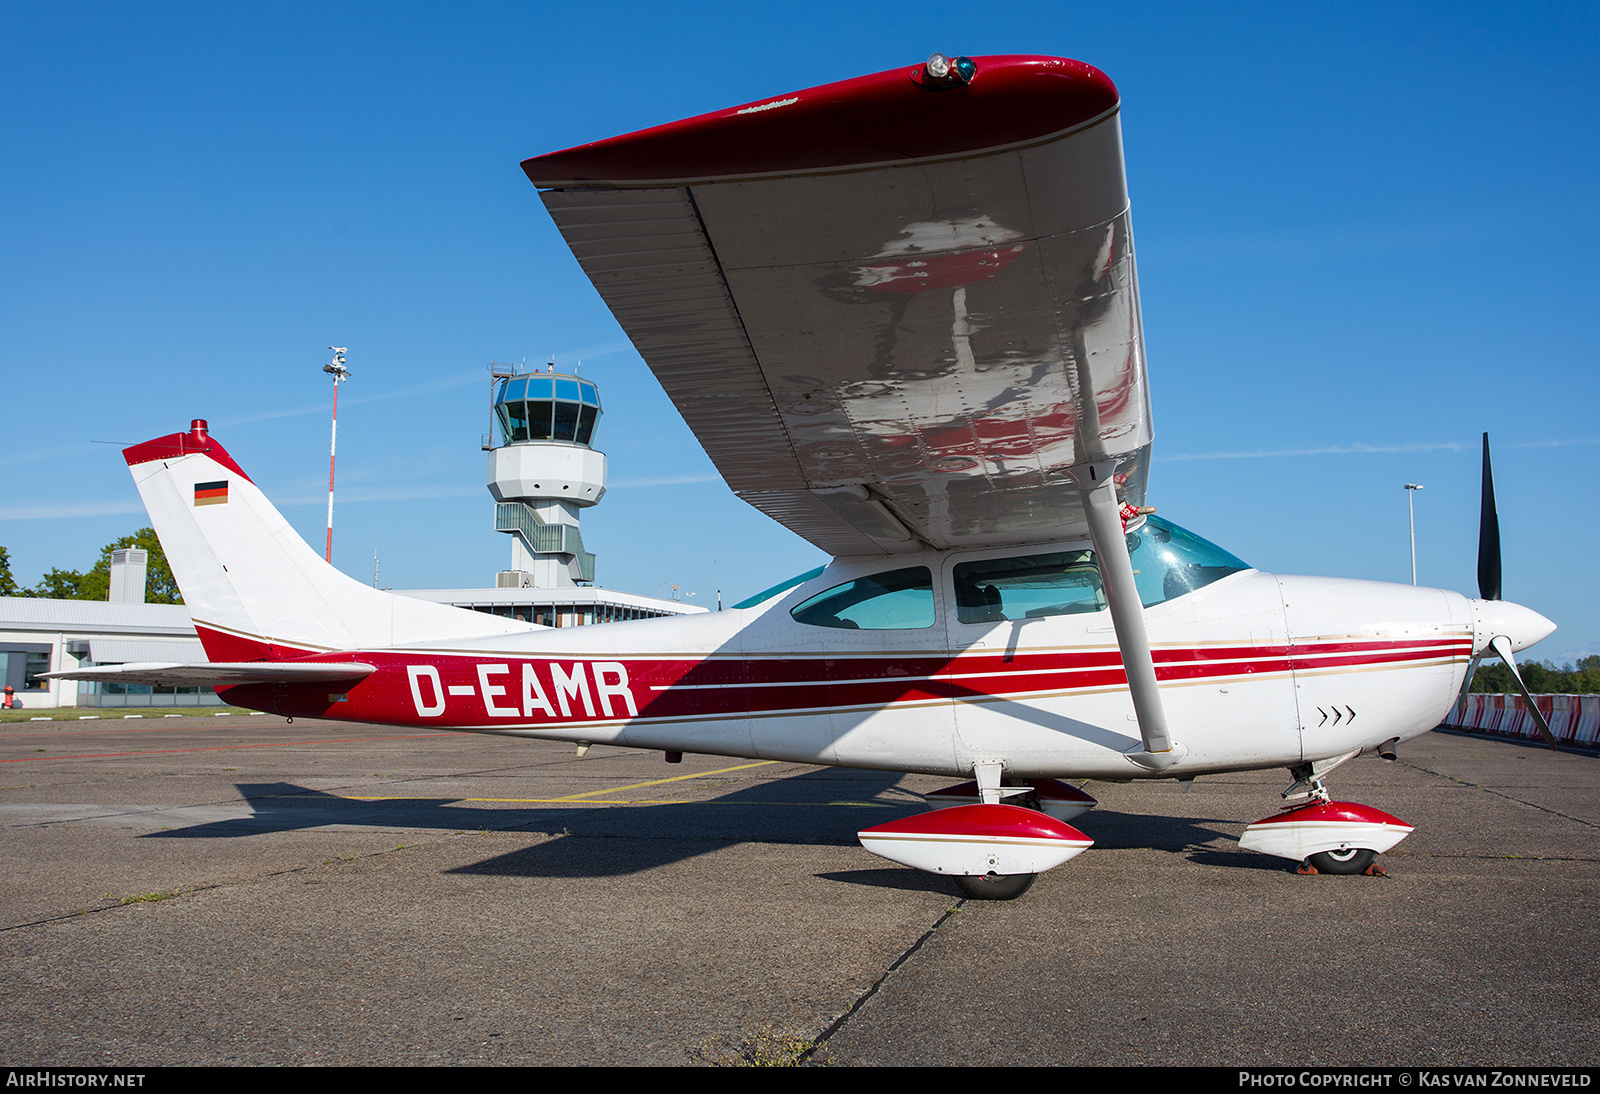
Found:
<box><xmin>790</xmin><ymin>566</ymin><xmax>935</xmax><ymax>630</ymax></box>
<box><xmin>1126</xmin><ymin>516</ymin><xmax>1250</xmax><ymax>607</ymax></box>
<box><xmin>953</xmin><ymin>551</ymin><xmax>1105</xmax><ymax>624</ymax></box>
<box><xmin>946</xmin><ymin>518</ymin><xmax>1249</xmax><ymax>623</ymax></box>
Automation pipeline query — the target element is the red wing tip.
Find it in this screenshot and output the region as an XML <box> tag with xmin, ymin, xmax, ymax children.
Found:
<box><xmin>523</xmin><ymin>54</ymin><xmax>1119</xmax><ymax>187</ymax></box>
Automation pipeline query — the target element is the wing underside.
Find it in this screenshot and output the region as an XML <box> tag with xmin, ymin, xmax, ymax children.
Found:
<box><xmin>526</xmin><ymin>55</ymin><xmax>1153</xmax><ymax>555</ymax></box>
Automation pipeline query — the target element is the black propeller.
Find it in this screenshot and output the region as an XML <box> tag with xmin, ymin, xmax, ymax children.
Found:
<box><xmin>1477</xmin><ymin>432</ymin><xmax>1501</xmax><ymax>602</ymax></box>
<box><xmin>1460</xmin><ymin>433</ymin><xmax>1556</xmax><ymax>749</ymax></box>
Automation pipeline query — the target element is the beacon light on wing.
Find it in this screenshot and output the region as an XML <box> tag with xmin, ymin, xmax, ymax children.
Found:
<box><xmin>920</xmin><ymin>53</ymin><xmax>976</xmax><ymax>88</ymax></box>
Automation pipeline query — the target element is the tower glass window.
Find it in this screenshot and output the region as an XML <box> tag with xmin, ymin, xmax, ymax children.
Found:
<box><xmin>495</xmin><ymin>374</ymin><xmax>603</xmax><ymax>449</ymax></box>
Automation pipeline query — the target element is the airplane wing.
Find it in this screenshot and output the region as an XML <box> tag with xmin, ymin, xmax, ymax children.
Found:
<box><xmin>523</xmin><ymin>55</ymin><xmax>1151</xmax><ymax>556</ymax></box>
<box><xmin>43</xmin><ymin>662</ymin><xmax>377</xmax><ymax>687</ymax></box>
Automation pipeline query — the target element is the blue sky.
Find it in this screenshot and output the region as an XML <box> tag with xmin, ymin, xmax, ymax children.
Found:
<box><xmin>2</xmin><ymin>2</ymin><xmax>1596</xmax><ymax>659</ymax></box>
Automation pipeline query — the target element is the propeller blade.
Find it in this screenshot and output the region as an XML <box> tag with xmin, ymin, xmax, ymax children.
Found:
<box><xmin>1489</xmin><ymin>635</ymin><xmax>1557</xmax><ymax>750</ymax></box>
<box><xmin>1451</xmin><ymin>651</ymin><xmax>1485</xmax><ymax>722</ymax></box>
<box><xmin>1477</xmin><ymin>432</ymin><xmax>1502</xmax><ymax>601</ymax></box>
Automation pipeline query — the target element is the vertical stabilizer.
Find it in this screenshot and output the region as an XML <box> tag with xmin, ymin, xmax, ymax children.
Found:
<box><xmin>124</xmin><ymin>420</ymin><xmax>539</xmax><ymax>659</ymax></box>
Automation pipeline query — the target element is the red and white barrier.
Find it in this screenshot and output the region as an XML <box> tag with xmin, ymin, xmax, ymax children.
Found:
<box><xmin>1445</xmin><ymin>693</ymin><xmax>1600</xmax><ymax>748</ymax></box>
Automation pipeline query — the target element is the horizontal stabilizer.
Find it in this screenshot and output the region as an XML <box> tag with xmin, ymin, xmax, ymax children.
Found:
<box><xmin>44</xmin><ymin>662</ymin><xmax>377</xmax><ymax>687</ymax></box>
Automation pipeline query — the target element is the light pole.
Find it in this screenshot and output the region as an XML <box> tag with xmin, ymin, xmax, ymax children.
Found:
<box><xmin>323</xmin><ymin>347</ymin><xmax>351</xmax><ymax>563</ymax></box>
<box><xmin>1405</xmin><ymin>483</ymin><xmax>1423</xmax><ymax>585</ymax></box>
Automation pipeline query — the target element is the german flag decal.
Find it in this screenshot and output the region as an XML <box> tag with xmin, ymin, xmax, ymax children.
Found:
<box><xmin>193</xmin><ymin>480</ymin><xmax>229</xmax><ymax>506</ymax></box>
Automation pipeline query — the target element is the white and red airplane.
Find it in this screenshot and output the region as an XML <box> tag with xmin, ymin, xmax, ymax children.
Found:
<box><xmin>52</xmin><ymin>53</ymin><xmax>1556</xmax><ymax>898</ymax></box>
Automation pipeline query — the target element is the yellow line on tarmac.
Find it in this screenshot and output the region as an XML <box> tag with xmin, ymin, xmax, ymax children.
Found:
<box><xmin>334</xmin><ymin>795</ymin><xmax>893</xmax><ymax>808</ymax></box>
<box><xmin>338</xmin><ymin>759</ymin><xmax>782</xmax><ymax>805</ymax></box>
<box><xmin>548</xmin><ymin>759</ymin><xmax>780</xmax><ymax>801</ymax></box>
<box><xmin>534</xmin><ymin>798</ymin><xmax>896</xmax><ymax>808</ymax></box>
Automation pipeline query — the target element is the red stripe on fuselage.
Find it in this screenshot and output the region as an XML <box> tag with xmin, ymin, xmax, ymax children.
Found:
<box><xmin>194</xmin><ymin>624</ymin><xmax>322</xmax><ymax>663</ymax></box>
<box><xmin>218</xmin><ymin>636</ymin><xmax>1472</xmax><ymax>729</ymax></box>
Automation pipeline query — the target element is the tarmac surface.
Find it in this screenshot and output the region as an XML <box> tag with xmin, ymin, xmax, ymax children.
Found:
<box><xmin>0</xmin><ymin>712</ymin><xmax>1595</xmax><ymax>1067</ymax></box>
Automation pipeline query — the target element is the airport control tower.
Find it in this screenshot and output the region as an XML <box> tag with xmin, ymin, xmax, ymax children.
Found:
<box><xmin>486</xmin><ymin>364</ymin><xmax>606</xmax><ymax>588</ymax></box>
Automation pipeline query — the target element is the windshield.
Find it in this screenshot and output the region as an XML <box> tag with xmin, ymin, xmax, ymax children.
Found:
<box><xmin>731</xmin><ymin>566</ymin><xmax>825</xmax><ymax>610</ymax></box>
<box><xmin>1126</xmin><ymin>516</ymin><xmax>1250</xmax><ymax>607</ymax></box>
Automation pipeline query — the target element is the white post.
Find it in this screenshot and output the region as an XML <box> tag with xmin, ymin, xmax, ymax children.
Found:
<box><xmin>323</xmin><ymin>348</ymin><xmax>351</xmax><ymax>564</ymax></box>
<box><xmin>1405</xmin><ymin>483</ymin><xmax>1423</xmax><ymax>585</ymax></box>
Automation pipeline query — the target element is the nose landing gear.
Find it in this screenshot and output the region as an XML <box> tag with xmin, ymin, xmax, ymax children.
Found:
<box><xmin>1239</xmin><ymin>762</ymin><xmax>1413</xmax><ymax>875</ymax></box>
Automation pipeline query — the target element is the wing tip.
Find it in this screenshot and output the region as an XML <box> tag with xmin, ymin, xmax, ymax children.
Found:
<box><xmin>522</xmin><ymin>54</ymin><xmax>1119</xmax><ymax>188</ymax></box>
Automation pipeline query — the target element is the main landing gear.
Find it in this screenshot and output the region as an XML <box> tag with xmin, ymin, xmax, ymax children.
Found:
<box><xmin>856</xmin><ymin>767</ymin><xmax>1099</xmax><ymax>901</ymax></box>
<box><xmin>954</xmin><ymin>872</ymin><xmax>1036</xmax><ymax>900</ymax></box>
<box><xmin>1238</xmin><ymin>758</ymin><xmax>1414</xmax><ymax>876</ymax></box>
<box><xmin>1303</xmin><ymin>846</ymin><xmax>1377</xmax><ymax>876</ymax></box>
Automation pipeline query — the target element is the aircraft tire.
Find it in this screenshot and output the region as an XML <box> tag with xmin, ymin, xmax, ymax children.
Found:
<box><xmin>954</xmin><ymin>872</ymin><xmax>1036</xmax><ymax>900</ymax></box>
<box><xmin>1306</xmin><ymin>847</ymin><xmax>1377</xmax><ymax>875</ymax></box>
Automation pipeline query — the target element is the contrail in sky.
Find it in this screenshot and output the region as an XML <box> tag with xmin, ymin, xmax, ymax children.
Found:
<box><xmin>1166</xmin><ymin>438</ymin><xmax>1599</xmax><ymax>461</ymax></box>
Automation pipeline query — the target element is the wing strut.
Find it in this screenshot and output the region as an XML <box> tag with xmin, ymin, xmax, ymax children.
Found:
<box><xmin>1068</xmin><ymin>461</ymin><xmax>1186</xmax><ymax>771</ymax></box>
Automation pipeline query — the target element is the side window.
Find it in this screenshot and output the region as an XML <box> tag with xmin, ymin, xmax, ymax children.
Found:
<box><xmin>23</xmin><ymin>651</ymin><xmax>50</xmax><ymax>691</ymax></box>
<box><xmin>790</xmin><ymin>567</ymin><xmax>936</xmax><ymax>630</ymax></box>
<box><xmin>952</xmin><ymin>551</ymin><xmax>1105</xmax><ymax>624</ymax></box>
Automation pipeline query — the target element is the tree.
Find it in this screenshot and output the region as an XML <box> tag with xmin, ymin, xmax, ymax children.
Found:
<box><xmin>80</xmin><ymin>528</ymin><xmax>182</xmax><ymax>605</ymax></box>
<box><xmin>78</xmin><ymin>524</ymin><xmax>182</xmax><ymax>601</ymax></box>
<box><xmin>1471</xmin><ymin>657</ymin><xmax>1600</xmax><ymax>695</ymax></box>
<box><xmin>17</xmin><ymin>529</ymin><xmax>183</xmax><ymax>605</ymax></box>
<box><xmin>29</xmin><ymin>567</ymin><xmax>91</xmax><ymax>599</ymax></box>
<box><xmin>0</xmin><ymin>547</ymin><xmax>19</xmax><ymax>597</ymax></box>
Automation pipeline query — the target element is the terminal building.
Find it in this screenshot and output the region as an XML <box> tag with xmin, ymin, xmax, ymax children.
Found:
<box><xmin>5</xmin><ymin>363</ymin><xmax>702</xmax><ymax>708</ymax></box>
<box><xmin>0</xmin><ymin>551</ymin><xmax>220</xmax><ymax>711</ymax></box>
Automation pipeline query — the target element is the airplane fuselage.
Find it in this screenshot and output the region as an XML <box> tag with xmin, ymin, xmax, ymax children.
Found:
<box><xmin>218</xmin><ymin>541</ymin><xmax>1485</xmax><ymax>782</ymax></box>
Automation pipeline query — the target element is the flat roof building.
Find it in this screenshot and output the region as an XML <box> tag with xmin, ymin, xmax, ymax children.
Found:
<box><xmin>0</xmin><ymin>596</ymin><xmax>215</xmax><ymax>710</ymax></box>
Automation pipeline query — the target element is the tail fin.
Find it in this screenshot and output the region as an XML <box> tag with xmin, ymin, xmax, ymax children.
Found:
<box><xmin>124</xmin><ymin>420</ymin><xmax>537</xmax><ymax>659</ymax></box>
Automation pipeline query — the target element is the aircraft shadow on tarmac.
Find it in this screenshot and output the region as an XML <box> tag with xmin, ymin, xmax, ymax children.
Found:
<box><xmin>1082</xmin><ymin>809</ymin><xmax>1290</xmax><ymax>872</ymax></box>
<box><xmin>140</xmin><ymin>768</ymin><xmax>929</xmax><ymax>880</ymax></box>
<box><xmin>137</xmin><ymin>768</ymin><xmax>1267</xmax><ymax>882</ymax></box>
